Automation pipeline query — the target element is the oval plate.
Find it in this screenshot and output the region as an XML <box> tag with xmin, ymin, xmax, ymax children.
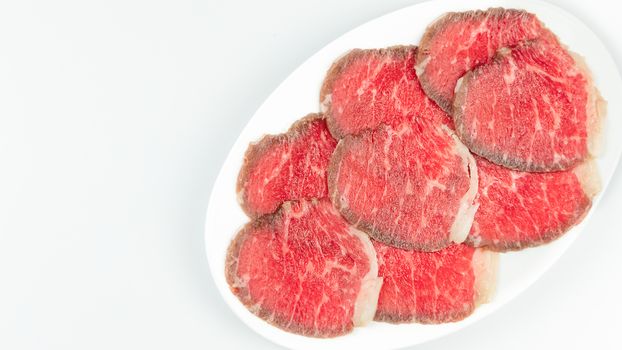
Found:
<box><xmin>205</xmin><ymin>0</ymin><xmax>622</xmax><ymax>349</ymax></box>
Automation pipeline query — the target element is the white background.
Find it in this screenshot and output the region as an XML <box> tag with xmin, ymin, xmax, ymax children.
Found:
<box><xmin>0</xmin><ymin>0</ymin><xmax>620</xmax><ymax>349</ymax></box>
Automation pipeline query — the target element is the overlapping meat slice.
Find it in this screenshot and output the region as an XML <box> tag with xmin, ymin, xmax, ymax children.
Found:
<box><xmin>226</xmin><ymin>198</ymin><xmax>382</xmax><ymax>337</ymax></box>
<box><xmin>467</xmin><ymin>157</ymin><xmax>600</xmax><ymax>251</ymax></box>
<box><xmin>328</xmin><ymin>118</ymin><xmax>478</xmax><ymax>251</ymax></box>
<box><xmin>320</xmin><ymin>46</ymin><xmax>450</xmax><ymax>138</ymax></box>
<box><xmin>373</xmin><ymin>241</ymin><xmax>497</xmax><ymax>323</ymax></box>
<box><xmin>416</xmin><ymin>8</ymin><xmax>546</xmax><ymax>112</ymax></box>
<box><xmin>453</xmin><ymin>38</ymin><xmax>604</xmax><ymax>171</ymax></box>
<box><xmin>237</xmin><ymin>114</ymin><xmax>337</xmax><ymax>218</ymax></box>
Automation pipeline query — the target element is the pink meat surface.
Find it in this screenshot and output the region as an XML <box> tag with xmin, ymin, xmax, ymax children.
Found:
<box><xmin>416</xmin><ymin>8</ymin><xmax>545</xmax><ymax>112</ymax></box>
<box><xmin>467</xmin><ymin>157</ymin><xmax>599</xmax><ymax>251</ymax></box>
<box><xmin>373</xmin><ymin>241</ymin><xmax>497</xmax><ymax>323</ymax></box>
<box><xmin>226</xmin><ymin>199</ymin><xmax>382</xmax><ymax>337</ymax></box>
<box><xmin>320</xmin><ymin>46</ymin><xmax>450</xmax><ymax>138</ymax></box>
<box><xmin>237</xmin><ymin>115</ymin><xmax>337</xmax><ymax>218</ymax></box>
<box><xmin>328</xmin><ymin>118</ymin><xmax>478</xmax><ymax>251</ymax></box>
<box><xmin>453</xmin><ymin>38</ymin><xmax>601</xmax><ymax>171</ymax></box>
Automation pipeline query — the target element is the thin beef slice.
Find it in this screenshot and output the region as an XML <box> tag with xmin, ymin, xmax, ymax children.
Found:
<box><xmin>226</xmin><ymin>198</ymin><xmax>382</xmax><ymax>338</ymax></box>
<box><xmin>374</xmin><ymin>242</ymin><xmax>498</xmax><ymax>323</ymax></box>
<box><xmin>320</xmin><ymin>46</ymin><xmax>450</xmax><ymax>138</ymax></box>
<box><xmin>467</xmin><ymin>157</ymin><xmax>600</xmax><ymax>251</ymax></box>
<box><xmin>416</xmin><ymin>8</ymin><xmax>545</xmax><ymax>112</ymax></box>
<box><xmin>237</xmin><ymin>114</ymin><xmax>336</xmax><ymax>218</ymax></box>
<box><xmin>328</xmin><ymin>118</ymin><xmax>478</xmax><ymax>251</ymax></box>
<box><xmin>453</xmin><ymin>38</ymin><xmax>604</xmax><ymax>171</ymax></box>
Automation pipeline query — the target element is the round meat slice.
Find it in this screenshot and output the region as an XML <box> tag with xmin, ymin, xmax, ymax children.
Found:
<box><xmin>225</xmin><ymin>198</ymin><xmax>382</xmax><ymax>338</ymax></box>
<box><xmin>467</xmin><ymin>157</ymin><xmax>600</xmax><ymax>251</ymax></box>
<box><xmin>416</xmin><ymin>8</ymin><xmax>546</xmax><ymax>112</ymax></box>
<box><xmin>373</xmin><ymin>241</ymin><xmax>498</xmax><ymax>324</ymax></box>
<box><xmin>320</xmin><ymin>46</ymin><xmax>450</xmax><ymax>138</ymax></box>
<box><xmin>328</xmin><ymin>118</ymin><xmax>479</xmax><ymax>251</ymax></box>
<box><xmin>453</xmin><ymin>39</ymin><xmax>605</xmax><ymax>171</ymax></box>
<box><xmin>237</xmin><ymin>114</ymin><xmax>337</xmax><ymax>218</ymax></box>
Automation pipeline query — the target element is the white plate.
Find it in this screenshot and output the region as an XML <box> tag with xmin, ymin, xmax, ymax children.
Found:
<box><xmin>205</xmin><ymin>0</ymin><xmax>622</xmax><ymax>349</ymax></box>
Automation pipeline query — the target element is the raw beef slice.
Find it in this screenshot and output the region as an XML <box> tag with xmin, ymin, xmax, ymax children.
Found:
<box><xmin>237</xmin><ymin>114</ymin><xmax>337</xmax><ymax>218</ymax></box>
<box><xmin>320</xmin><ymin>46</ymin><xmax>449</xmax><ymax>138</ymax></box>
<box><xmin>328</xmin><ymin>118</ymin><xmax>479</xmax><ymax>251</ymax></box>
<box><xmin>416</xmin><ymin>8</ymin><xmax>546</xmax><ymax>112</ymax></box>
<box><xmin>467</xmin><ymin>157</ymin><xmax>600</xmax><ymax>251</ymax></box>
<box><xmin>374</xmin><ymin>242</ymin><xmax>497</xmax><ymax>323</ymax></box>
<box><xmin>225</xmin><ymin>198</ymin><xmax>382</xmax><ymax>338</ymax></box>
<box><xmin>453</xmin><ymin>38</ymin><xmax>605</xmax><ymax>171</ymax></box>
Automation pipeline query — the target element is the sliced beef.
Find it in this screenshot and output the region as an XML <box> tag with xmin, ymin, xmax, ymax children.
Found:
<box><xmin>320</xmin><ymin>46</ymin><xmax>450</xmax><ymax>138</ymax></box>
<box><xmin>467</xmin><ymin>157</ymin><xmax>600</xmax><ymax>251</ymax></box>
<box><xmin>416</xmin><ymin>8</ymin><xmax>546</xmax><ymax>112</ymax></box>
<box><xmin>237</xmin><ymin>115</ymin><xmax>337</xmax><ymax>218</ymax></box>
<box><xmin>453</xmin><ymin>38</ymin><xmax>604</xmax><ymax>171</ymax></box>
<box><xmin>373</xmin><ymin>241</ymin><xmax>498</xmax><ymax>323</ymax></box>
<box><xmin>226</xmin><ymin>198</ymin><xmax>382</xmax><ymax>338</ymax></box>
<box><xmin>328</xmin><ymin>118</ymin><xmax>478</xmax><ymax>251</ymax></box>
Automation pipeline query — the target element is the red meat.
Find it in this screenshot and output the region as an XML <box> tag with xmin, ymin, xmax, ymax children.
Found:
<box><xmin>237</xmin><ymin>115</ymin><xmax>337</xmax><ymax>217</ymax></box>
<box><xmin>373</xmin><ymin>242</ymin><xmax>497</xmax><ymax>323</ymax></box>
<box><xmin>320</xmin><ymin>46</ymin><xmax>450</xmax><ymax>138</ymax></box>
<box><xmin>226</xmin><ymin>199</ymin><xmax>382</xmax><ymax>337</ymax></box>
<box><xmin>453</xmin><ymin>38</ymin><xmax>604</xmax><ymax>171</ymax></box>
<box><xmin>328</xmin><ymin>118</ymin><xmax>478</xmax><ymax>251</ymax></box>
<box><xmin>467</xmin><ymin>157</ymin><xmax>600</xmax><ymax>251</ymax></box>
<box><xmin>416</xmin><ymin>8</ymin><xmax>545</xmax><ymax>112</ymax></box>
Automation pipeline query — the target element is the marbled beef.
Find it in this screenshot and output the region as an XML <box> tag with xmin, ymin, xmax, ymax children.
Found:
<box><xmin>328</xmin><ymin>118</ymin><xmax>478</xmax><ymax>251</ymax></box>
<box><xmin>467</xmin><ymin>157</ymin><xmax>600</xmax><ymax>251</ymax></box>
<box><xmin>416</xmin><ymin>8</ymin><xmax>545</xmax><ymax>112</ymax></box>
<box><xmin>320</xmin><ymin>46</ymin><xmax>449</xmax><ymax>138</ymax></box>
<box><xmin>373</xmin><ymin>242</ymin><xmax>497</xmax><ymax>323</ymax></box>
<box><xmin>453</xmin><ymin>38</ymin><xmax>604</xmax><ymax>171</ymax></box>
<box><xmin>237</xmin><ymin>115</ymin><xmax>336</xmax><ymax>217</ymax></box>
<box><xmin>226</xmin><ymin>199</ymin><xmax>382</xmax><ymax>337</ymax></box>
